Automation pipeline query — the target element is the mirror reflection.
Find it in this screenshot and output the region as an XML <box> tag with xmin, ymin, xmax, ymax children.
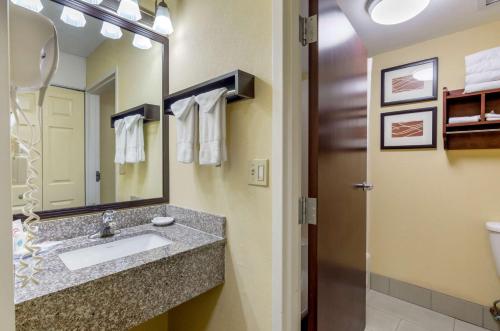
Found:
<box><xmin>11</xmin><ymin>0</ymin><xmax>164</xmax><ymax>214</ymax></box>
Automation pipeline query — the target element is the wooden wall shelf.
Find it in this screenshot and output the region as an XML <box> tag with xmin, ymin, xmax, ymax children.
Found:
<box><xmin>164</xmin><ymin>70</ymin><xmax>255</xmax><ymax>115</ymax></box>
<box><xmin>110</xmin><ymin>104</ymin><xmax>161</xmax><ymax>128</ymax></box>
<box><xmin>443</xmin><ymin>87</ymin><xmax>500</xmax><ymax>149</ymax></box>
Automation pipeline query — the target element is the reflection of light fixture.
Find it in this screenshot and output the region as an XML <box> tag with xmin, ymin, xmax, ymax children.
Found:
<box><xmin>319</xmin><ymin>11</ymin><xmax>355</xmax><ymax>50</ymax></box>
<box><xmin>61</xmin><ymin>6</ymin><xmax>86</xmax><ymax>27</ymax></box>
<box><xmin>132</xmin><ymin>34</ymin><xmax>152</xmax><ymax>49</ymax></box>
<box><xmin>81</xmin><ymin>0</ymin><xmax>103</xmax><ymax>4</ymax></box>
<box><xmin>413</xmin><ymin>67</ymin><xmax>433</xmax><ymax>81</ymax></box>
<box><xmin>101</xmin><ymin>22</ymin><xmax>123</xmax><ymax>39</ymax></box>
<box><xmin>117</xmin><ymin>0</ymin><xmax>142</xmax><ymax>21</ymax></box>
<box><xmin>10</xmin><ymin>0</ymin><xmax>43</xmax><ymax>12</ymax></box>
<box><xmin>366</xmin><ymin>0</ymin><xmax>430</xmax><ymax>25</ymax></box>
<box><xmin>153</xmin><ymin>0</ymin><xmax>173</xmax><ymax>35</ymax></box>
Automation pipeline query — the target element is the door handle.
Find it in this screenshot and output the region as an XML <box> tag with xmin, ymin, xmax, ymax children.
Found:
<box><xmin>353</xmin><ymin>182</ymin><xmax>374</xmax><ymax>191</ymax></box>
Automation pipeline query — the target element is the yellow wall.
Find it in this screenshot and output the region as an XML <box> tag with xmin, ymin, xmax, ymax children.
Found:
<box><xmin>165</xmin><ymin>0</ymin><xmax>273</xmax><ymax>330</ymax></box>
<box><xmin>86</xmin><ymin>32</ymin><xmax>163</xmax><ymax>202</ymax></box>
<box><xmin>369</xmin><ymin>20</ymin><xmax>500</xmax><ymax>306</ymax></box>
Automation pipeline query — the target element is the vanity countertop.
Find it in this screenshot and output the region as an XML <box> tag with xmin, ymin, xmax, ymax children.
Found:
<box><xmin>15</xmin><ymin>222</ymin><xmax>224</xmax><ymax>304</ymax></box>
<box><xmin>14</xmin><ymin>206</ymin><xmax>226</xmax><ymax>331</ymax></box>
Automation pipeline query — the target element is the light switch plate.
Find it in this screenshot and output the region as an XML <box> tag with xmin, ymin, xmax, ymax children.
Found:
<box><xmin>248</xmin><ymin>159</ymin><xmax>269</xmax><ymax>187</ymax></box>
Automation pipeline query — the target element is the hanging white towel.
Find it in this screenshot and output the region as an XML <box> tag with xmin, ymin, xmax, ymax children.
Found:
<box><xmin>124</xmin><ymin>114</ymin><xmax>145</xmax><ymax>163</ymax></box>
<box><xmin>114</xmin><ymin>119</ymin><xmax>126</xmax><ymax>165</ymax></box>
<box><xmin>171</xmin><ymin>96</ymin><xmax>197</xmax><ymax>163</ymax></box>
<box><xmin>195</xmin><ymin>87</ymin><xmax>228</xmax><ymax>166</ymax></box>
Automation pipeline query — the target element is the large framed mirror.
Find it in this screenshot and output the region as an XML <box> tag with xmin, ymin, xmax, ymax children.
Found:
<box><xmin>11</xmin><ymin>0</ymin><xmax>169</xmax><ymax>220</ymax></box>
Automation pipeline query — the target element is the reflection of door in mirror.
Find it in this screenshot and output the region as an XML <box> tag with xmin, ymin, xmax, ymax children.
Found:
<box><xmin>43</xmin><ymin>87</ymin><xmax>85</xmax><ymax>210</ymax></box>
<box><xmin>11</xmin><ymin>92</ymin><xmax>42</xmax><ymax>215</ymax></box>
<box><xmin>11</xmin><ymin>87</ymin><xmax>85</xmax><ymax>213</ymax></box>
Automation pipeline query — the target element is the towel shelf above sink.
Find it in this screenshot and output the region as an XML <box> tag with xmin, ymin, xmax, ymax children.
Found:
<box><xmin>164</xmin><ymin>70</ymin><xmax>255</xmax><ymax>115</ymax></box>
<box><xmin>110</xmin><ymin>104</ymin><xmax>161</xmax><ymax>128</ymax></box>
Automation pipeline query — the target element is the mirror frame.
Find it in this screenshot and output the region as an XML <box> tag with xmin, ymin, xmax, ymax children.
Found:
<box><xmin>12</xmin><ymin>0</ymin><xmax>169</xmax><ymax>220</ymax></box>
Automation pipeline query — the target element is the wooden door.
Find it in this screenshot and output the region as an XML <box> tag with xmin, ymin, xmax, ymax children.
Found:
<box><xmin>42</xmin><ymin>86</ymin><xmax>85</xmax><ymax>210</ymax></box>
<box><xmin>308</xmin><ymin>0</ymin><xmax>368</xmax><ymax>330</ymax></box>
<box><xmin>11</xmin><ymin>91</ymin><xmax>43</xmax><ymax>214</ymax></box>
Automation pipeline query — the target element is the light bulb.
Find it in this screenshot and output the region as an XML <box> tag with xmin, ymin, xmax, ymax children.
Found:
<box><xmin>132</xmin><ymin>34</ymin><xmax>152</xmax><ymax>50</ymax></box>
<box><xmin>10</xmin><ymin>0</ymin><xmax>43</xmax><ymax>12</ymax></box>
<box><xmin>61</xmin><ymin>6</ymin><xmax>86</xmax><ymax>28</ymax></box>
<box><xmin>367</xmin><ymin>0</ymin><xmax>430</xmax><ymax>25</ymax></box>
<box><xmin>153</xmin><ymin>3</ymin><xmax>173</xmax><ymax>35</ymax></box>
<box><xmin>117</xmin><ymin>0</ymin><xmax>142</xmax><ymax>21</ymax></box>
<box><xmin>100</xmin><ymin>22</ymin><xmax>123</xmax><ymax>39</ymax></box>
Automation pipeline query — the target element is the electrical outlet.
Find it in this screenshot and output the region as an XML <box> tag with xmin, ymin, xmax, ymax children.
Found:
<box><xmin>248</xmin><ymin>159</ymin><xmax>269</xmax><ymax>187</ymax></box>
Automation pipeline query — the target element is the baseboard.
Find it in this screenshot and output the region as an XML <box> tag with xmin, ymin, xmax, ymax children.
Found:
<box><xmin>369</xmin><ymin>273</ymin><xmax>499</xmax><ymax>331</ymax></box>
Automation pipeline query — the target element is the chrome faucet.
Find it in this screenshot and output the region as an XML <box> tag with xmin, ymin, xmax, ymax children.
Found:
<box><xmin>89</xmin><ymin>210</ymin><xmax>120</xmax><ymax>239</ymax></box>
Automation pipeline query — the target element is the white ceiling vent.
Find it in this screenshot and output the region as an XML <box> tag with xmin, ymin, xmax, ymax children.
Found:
<box><xmin>479</xmin><ymin>0</ymin><xmax>500</xmax><ymax>8</ymax></box>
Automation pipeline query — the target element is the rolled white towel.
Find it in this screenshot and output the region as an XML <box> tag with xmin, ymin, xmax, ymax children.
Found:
<box><xmin>486</xmin><ymin>112</ymin><xmax>500</xmax><ymax>121</ymax></box>
<box><xmin>448</xmin><ymin>115</ymin><xmax>481</xmax><ymax>124</ymax></box>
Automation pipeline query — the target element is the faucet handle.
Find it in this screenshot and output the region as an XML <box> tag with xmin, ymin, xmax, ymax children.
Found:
<box><xmin>102</xmin><ymin>210</ymin><xmax>116</xmax><ymax>224</ymax></box>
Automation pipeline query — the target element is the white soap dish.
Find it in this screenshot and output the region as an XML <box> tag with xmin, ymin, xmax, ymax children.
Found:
<box><xmin>151</xmin><ymin>217</ymin><xmax>175</xmax><ymax>226</ymax></box>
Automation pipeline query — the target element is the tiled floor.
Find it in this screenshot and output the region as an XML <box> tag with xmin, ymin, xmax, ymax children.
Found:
<box><xmin>366</xmin><ymin>290</ymin><xmax>489</xmax><ymax>331</ymax></box>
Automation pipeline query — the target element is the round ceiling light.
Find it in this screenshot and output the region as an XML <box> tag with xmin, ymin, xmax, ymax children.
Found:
<box><xmin>366</xmin><ymin>0</ymin><xmax>431</xmax><ymax>25</ymax></box>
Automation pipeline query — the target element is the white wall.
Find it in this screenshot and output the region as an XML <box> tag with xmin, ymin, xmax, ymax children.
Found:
<box><xmin>51</xmin><ymin>52</ymin><xmax>86</xmax><ymax>90</ymax></box>
<box><xmin>0</xmin><ymin>1</ymin><xmax>16</xmax><ymax>329</ymax></box>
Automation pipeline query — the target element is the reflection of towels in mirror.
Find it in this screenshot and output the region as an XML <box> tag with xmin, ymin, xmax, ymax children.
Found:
<box><xmin>114</xmin><ymin>119</ymin><xmax>126</xmax><ymax>164</ymax></box>
<box><xmin>171</xmin><ymin>96</ymin><xmax>197</xmax><ymax>163</ymax></box>
<box><xmin>124</xmin><ymin>114</ymin><xmax>145</xmax><ymax>163</ymax></box>
<box><xmin>196</xmin><ymin>88</ymin><xmax>228</xmax><ymax>166</ymax></box>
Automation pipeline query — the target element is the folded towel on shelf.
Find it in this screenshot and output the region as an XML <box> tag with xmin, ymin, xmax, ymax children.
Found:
<box><xmin>486</xmin><ymin>111</ymin><xmax>500</xmax><ymax>121</ymax></box>
<box><xmin>114</xmin><ymin>118</ymin><xmax>126</xmax><ymax>165</ymax></box>
<box><xmin>196</xmin><ymin>87</ymin><xmax>228</xmax><ymax>166</ymax></box>
<box><xmin>448</xmin><ymin>115</ymin><xmax>481</xmax><ymax>124</ymax></box>
<box><xmin>124</xmin><ymin>114</ymin><xmax>145</xmax><ymax>163</ymax></box>
<box><xmin>171</xmin><ymin>96</ymin><xmax>197</xmax><ymax>163</ymax></box>
<box><xmin>465</xmin><ymin>47</ymin><xmax>500</xmax><ymax>93</ymax></box>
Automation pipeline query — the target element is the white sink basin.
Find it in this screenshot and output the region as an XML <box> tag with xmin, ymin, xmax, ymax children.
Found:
<box><xmin>58</xmin><ymin>233</ymin><xmax>172</xmax><ymax>271</ymax></box>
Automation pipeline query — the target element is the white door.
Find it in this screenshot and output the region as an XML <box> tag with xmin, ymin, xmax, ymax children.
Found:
<box><xmin>42</xmin><ymin>86</ymin><xmax>85</xmax><ymax>210</ymax></box>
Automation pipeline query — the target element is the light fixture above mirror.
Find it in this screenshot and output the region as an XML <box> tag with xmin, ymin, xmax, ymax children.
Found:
<box><xmin>366</xmin><ymin>0</ymin><xmax>430</xmax><ymax>25</ymax></box>
<box><xmin>153</xmin><ymin>0</ymin><xmax>173</xmax><ymax>35</ymax></box>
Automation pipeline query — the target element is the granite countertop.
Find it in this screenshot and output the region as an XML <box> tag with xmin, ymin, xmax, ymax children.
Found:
<box><xmin>15</xmin><ymin>222</ymin><xmax>225</xmax><ymax>305</ymax></box>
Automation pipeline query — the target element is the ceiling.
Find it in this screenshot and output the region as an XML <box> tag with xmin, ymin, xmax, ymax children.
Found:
<box><xmin>337</xmin><ymin>0</ymin><xmax>500</xmax><ymax>55</ymax></box>
<box><xmin>40</xmin><ymin>0</ymin><xmax>106</xmax><ymax>58</ymax></box>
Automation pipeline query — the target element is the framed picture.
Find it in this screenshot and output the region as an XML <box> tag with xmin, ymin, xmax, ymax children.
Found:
<box><xmin>381</xmin><ymin>57</ymin><xmax>438</xmax><ymax>107</ymax></box>
<box><xmin>381</xmin><ymin>107</ymin><xmax>437</xmax><ymax>149</ymax></box>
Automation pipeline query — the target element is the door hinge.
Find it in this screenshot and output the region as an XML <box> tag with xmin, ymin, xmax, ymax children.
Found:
<box><xmin>299</xmin><ymin>15</ymin><xmax>318</xmax><ymax>46</ymax></box>
<box><xmin>96</xmin><ymin>171</ymin><xmax>101</xmax><ymax>182</ymax></box>
<box><xmin>299</xmin><ymin>197</ymin><xmax>317</xmax><ymax>225</ymax></box>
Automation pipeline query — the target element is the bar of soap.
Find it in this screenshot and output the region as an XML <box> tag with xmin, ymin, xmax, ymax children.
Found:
<box><xmin>152</xmin><ymin>217</ymin><xmax>175</xmax><ymax>226</ymax></box>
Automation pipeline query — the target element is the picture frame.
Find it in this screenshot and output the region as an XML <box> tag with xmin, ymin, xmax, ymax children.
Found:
<box><xmin>381</xmin><ymin>57</ymin><xmax>438</xmax><ymax>107</ymax></box>
<box><xmin>381</xmin><ymin>107</ymin><xmax>437</xmax><ymax>150</ymax></box>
